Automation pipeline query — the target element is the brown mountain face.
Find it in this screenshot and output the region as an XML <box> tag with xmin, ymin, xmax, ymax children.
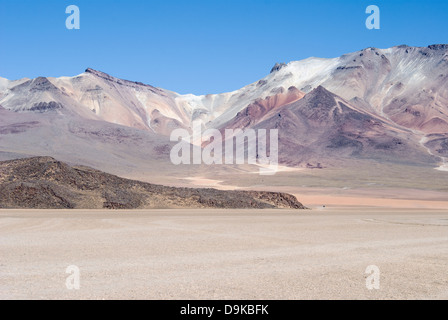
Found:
<box><xmin>221</xmin><ymin>86</ymin><xmax>305</xmax><ymax>130</ymax></box>
<box><xmin>0</xmin><ymin>157</ymin><xmax>306</xmax><ymax>209</ymax></box>
<box><xmin>0</xmin><ymin>69</ymin><xmax>186</xmax><ymax>135</ymax></box>
<box><xmin>251</xmin><ymin>86</ymin><xmax>436</xmax><ymax>167</ymax></box>
<box><xmin>322</xmin><ymin>46</ymin><xmax>448</xmax><ymax>138</ymax></box>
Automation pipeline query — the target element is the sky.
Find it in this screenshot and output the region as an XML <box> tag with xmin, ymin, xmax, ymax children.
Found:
<box><xmin>0</xmin><ymin>0</ymin><xmax>447</xmax><ymax>95</ymax></box>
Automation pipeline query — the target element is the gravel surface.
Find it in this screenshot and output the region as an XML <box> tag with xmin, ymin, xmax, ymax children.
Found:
<box><xmin>0</xmin><ymin>208</ymin><xmax>447</xmax><ymax>300</ymax></box>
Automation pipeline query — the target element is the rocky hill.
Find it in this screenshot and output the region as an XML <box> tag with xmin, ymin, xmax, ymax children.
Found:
<box><xmin>0</xmin><ymin>157</ymin><xmax>306</xmax><ymax>210</ymax></box>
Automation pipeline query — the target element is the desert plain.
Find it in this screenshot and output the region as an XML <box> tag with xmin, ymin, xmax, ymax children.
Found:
<box><xmin>1</xmin><ymin>198</ymin><xmax>447</xmax><ymax>299</ymax></box>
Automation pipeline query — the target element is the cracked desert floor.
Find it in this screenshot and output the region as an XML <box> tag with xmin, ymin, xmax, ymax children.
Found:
<box><xmin>1</xmin><ymin>206</ymin><xmax>447</xmax><ymax>300</ymax></box>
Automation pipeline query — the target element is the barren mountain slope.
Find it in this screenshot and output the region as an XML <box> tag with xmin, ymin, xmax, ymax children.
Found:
<box><xmin>250</xmin><ymin>86</ymin><xmax>437</xmax><ymax>167</ymax></box>
<box><xmin>1</xmin><ymin>45</ymin><xmax>447</xmax><ymax>174</ymax></box>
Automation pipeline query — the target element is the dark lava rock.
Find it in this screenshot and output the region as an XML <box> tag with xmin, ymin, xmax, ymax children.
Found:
<box><xmin>270</xmin><ymin>63</ymin><xmax>287</xmax><ymax>73</ymax></box>
<box><xmin>29</xmin><ymin>101</ymin><xmax>63</xmax><ymax>112</ymax></box>
<box><xmin>428</xmin><ymin>44</ymin><xmax>448</xmax><ymax>51</ymax></box>
<box><xmin>0</xmin><ymin>157</ymin><xmax>307</xmax><ymax>210</ymax></box>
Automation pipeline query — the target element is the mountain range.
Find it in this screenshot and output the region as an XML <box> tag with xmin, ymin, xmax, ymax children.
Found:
<box><xmin>1</xmin><ymin>44</ymin><xmax>447</xmax><ymax>183</ymax></box>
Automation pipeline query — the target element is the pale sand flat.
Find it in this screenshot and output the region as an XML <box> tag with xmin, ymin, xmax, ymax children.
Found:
<box><xmin>1</xmin><ymin>208</ymin><xmax>447</xmax><ymax>300</ymax></box>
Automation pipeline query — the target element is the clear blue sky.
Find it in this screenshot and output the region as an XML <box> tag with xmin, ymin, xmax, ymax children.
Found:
<box><xmin>0</xmin><ymin>0</ymin><xmax>447</xmax><ymax>94</ymax></box>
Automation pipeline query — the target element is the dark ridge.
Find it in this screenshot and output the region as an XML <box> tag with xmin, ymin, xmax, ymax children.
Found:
<box><xmin>29</xmin><ymin>101</ymin><xmax>63</xmax><ymax>112</ymax></box>
<box><xmin>85</xmin><ymin>68</ymin><xmax>164</xmax><ymax>94</ymax></box>
<box><xmin>30</xmin><ymin>77</ymin><xmax>59</xmax><ymax>92</ymax></box>
<box><xmin>308</xmin><ymin>85</ymin><xmax>335</xmax><ymax>99</ymax></box>
<box><xmin>10</xmin><ymin>77</ymin><xmax>59</xmax><ymax>93</ymax></box>
<box><xmin>270</xmin><ymin>63</ymin><xmax>287</xmax><ymax>73</ymax></box>
<box><xmin>0</xmin><ymin>157</ymin><xmax>307</xmax><ymax>210</ymax></box>
<box><xmin>428</xmin><ymin>44</ymin><xmax>448</xmax><ymax>51</ymax></box>
<box><xmin>301</xmin><ymin>85</ymin><xmax>338</xmax><ymax>110</ymax></box>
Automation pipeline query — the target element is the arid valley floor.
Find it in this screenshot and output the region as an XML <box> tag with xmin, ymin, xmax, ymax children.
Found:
<box><xmin>1</xmin><ymin>205</ymin><xmax>447</xmax><ymax>300</ymax></box>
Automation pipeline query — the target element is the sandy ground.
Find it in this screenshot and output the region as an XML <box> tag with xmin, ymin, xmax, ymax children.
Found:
<box><xmin>167</xmin><ymin>169</ymin><xmax>448</xmax><ymax>210</ymax></box>
<box><xmin>289</xmin><ymin>187</ymin><xmax>448</xmax><ymax>209</ymax></box>
<box><xmin>176</xmin><ymin>177</ymin><xmax>448</xmax><ymax>209</ymax></box>
<box><xmin>1</xmin><ymin>208</ymin><xmax>447</xmax><ymax>300</ymax></box>
<box><xmin>182</xmin><ymin>178</ymin><xmax>239</xmax><ymax>190</ymax></box>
